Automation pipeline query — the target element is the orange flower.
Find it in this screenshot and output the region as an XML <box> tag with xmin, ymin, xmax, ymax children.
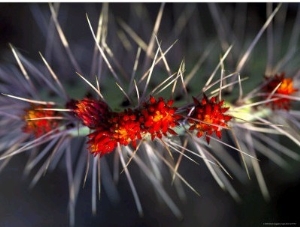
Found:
<box><xmin>188</xmin><ymin>94</ymin><xmax>232</xmax><ymax>143</ymax></box>
<box><xmin>262</xmin><ymin>72</ymin><xmax>298</xmax><ymax>110</ymax></box>
<box><xmin>139</xmin><ymin>96</ymin><xmax>182</xmax><ymax>140</ymax></box>
<box><xmin>22</xmin><ymin>104</ymin><xmax>61</xmax><ymax>138</ymax></box>
<box><xmin>73</xmin><ymin>98</ymin><xmax>110</xmax><ymax>129</ymax></box>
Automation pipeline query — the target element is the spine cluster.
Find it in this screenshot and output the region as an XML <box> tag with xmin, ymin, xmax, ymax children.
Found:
<box><xmin>20</xmin><ymin>71</ymin><xmax>298</xmax><ymax>157</ymax></box>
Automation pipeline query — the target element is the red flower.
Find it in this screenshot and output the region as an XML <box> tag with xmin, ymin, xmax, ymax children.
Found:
<box><xmin>87</xmin><ymin>130</ymin><xmax>117</xmax><ymax>156</ymax></box>
<box><xmin>22</xmin><ymin>104</ymin><xmax>61</xmax><ymax>138</ymax></box>
<box><xmin>139</xmin><ymin>96</ymin><xmax>182</xmax><ymax>140</ymax></box>
<box><xmin>73</xmin><ymin>98</ymin><xmax>110</xmax><ymax>129</ymax></box>
<box><xmin>188</xmin><ymin>94</ymin><xmax>232</xmax><ymax>143</ymax></box>
<box><xmin>262</xmin><ymin>72</ymin><xmax>298</xmax><ymax>110</ymax></box>
<box><xmin>87</xmin><ymin>109</ymin><xmax>142</xmax><ymax>156</ymax></box>
<box><xmin>109</xmin><ymin>109</ymin><xmax>142</xmax><ymax>148</ymax></box>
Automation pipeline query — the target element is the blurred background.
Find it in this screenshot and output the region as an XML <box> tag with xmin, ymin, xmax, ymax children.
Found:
<box><xmin>0</xmin><ymin>3</ymin><xmax>300</xmax><ymax>227</ymax></box>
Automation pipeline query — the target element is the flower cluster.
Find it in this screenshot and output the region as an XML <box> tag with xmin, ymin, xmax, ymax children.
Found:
<box><xmin>71</xmin><ymin>95</ymin><xmax>231</xmax><ymax>157</ymax></box>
